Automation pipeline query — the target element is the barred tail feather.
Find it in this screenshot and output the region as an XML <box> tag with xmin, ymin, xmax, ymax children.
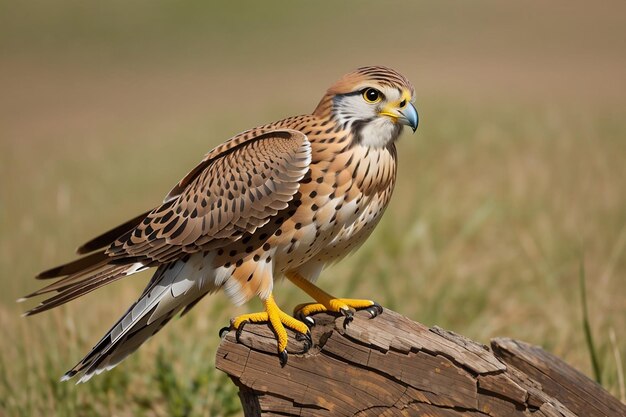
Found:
<box><xmin>62</xmin><ymin>254</ymin><xmax>217</xmax><ymax>383</ymax></box>
<box><xmin>21</xmin><ymin>261</ymin><xmax>150</xmax><ymax>316</ymax></box>
<box><xmin>36</xmin><ymin>251</ymin><xmax>111</xmax><ymax>279</ymax></box>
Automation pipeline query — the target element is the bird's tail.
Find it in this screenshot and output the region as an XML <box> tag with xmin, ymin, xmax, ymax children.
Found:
<box><xmin>61</xmin><ymin>254</ymin><xmax>215</xmax><ymax>383</ymax></box>
<box><xmin>20</xmin><ymin>251</ymin><xmax>152</xmax><ymax>316</ymax></box>
<box><xmin>20</xmin><ymin>208</ymin><xmax>155</xmax><ymax>315</ymax></box>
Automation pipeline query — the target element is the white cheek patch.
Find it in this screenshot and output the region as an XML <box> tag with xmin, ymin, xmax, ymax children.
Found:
<box><xmin>333</xmin><ymin>88</ymin><xmax>404</xmax><ymax>148</ymax></box>
<box><xmin>333</xmin><ymin>95</ymin><xmax>376</xmax><ymax>126</ymax></box>
<box><xmin>359</xmin><ymin>117</ymin><xmax>398</xmax><ymax>148</ymax></box>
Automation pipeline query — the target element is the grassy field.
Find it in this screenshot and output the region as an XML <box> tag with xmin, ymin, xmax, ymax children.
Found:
<box><xmin>1</xmin><ymin>1</ymin><xmax>625</xmax><ymax>416</ymax></box>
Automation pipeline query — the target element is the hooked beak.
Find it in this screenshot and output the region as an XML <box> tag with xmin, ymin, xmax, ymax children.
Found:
<box><xmin>399</xmin><ymin>102</ymin><xmax>419</xmax><ymax>132</ymax></box>
<box><xmin>379</xmin><ymin>102</ymin><xmax>419</xmax><ymax>132</ymax></box>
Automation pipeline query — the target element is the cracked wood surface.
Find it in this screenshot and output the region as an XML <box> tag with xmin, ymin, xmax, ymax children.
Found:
<box><xmin>215</xmin><ymin>308</ymin><xmax>626</xmax><ymax>417</ymax></box>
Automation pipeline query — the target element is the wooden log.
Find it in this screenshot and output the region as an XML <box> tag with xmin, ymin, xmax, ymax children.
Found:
<box><xmin>215</xmin><ymin>308</ymin><xmax>626</xmax><ymax>417</ymax></box>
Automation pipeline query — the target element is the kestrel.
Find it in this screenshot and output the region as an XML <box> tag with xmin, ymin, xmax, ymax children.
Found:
<box><xmin>22</xmin><ymin>66</ymin><xmax>418</xmax><ymax>382</ymax></box>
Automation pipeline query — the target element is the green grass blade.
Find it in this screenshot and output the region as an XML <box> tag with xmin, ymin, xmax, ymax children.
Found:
<box><xmin>579</xmin><ymin>260</ymin><xmax>602</xmax><ymax>384</ymax></box>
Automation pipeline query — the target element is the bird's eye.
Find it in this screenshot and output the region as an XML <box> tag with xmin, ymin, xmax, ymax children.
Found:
<box><xmin>362</xmin><ymin>88</ymin><xmax>382</xmax><ymax>104</ymax></box>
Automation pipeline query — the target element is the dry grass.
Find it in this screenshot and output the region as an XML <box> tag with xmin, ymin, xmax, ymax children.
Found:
<box><xmin>1</xmin><ymin>1</ymin><xmax>625</xmax><ymax>415</ymax></box>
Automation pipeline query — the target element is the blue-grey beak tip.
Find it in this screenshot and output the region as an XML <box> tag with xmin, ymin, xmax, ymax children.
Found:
<box><xmin>401</xmin><ymin>102</ymin><xmax>419</xmax><ymax>133</ymax></box>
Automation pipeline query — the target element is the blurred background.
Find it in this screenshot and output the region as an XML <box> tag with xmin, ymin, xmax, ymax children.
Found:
<box><xmin>1</xmin><ymin>1</ymin><xmax>625</xmax><ymax>415</ymax></box>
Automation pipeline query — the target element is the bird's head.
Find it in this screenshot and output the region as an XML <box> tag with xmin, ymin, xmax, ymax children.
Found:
<box><xmin>314</xmin><ymin>66</ymin><xmax>418</xmax><ymax>147</ymax></box>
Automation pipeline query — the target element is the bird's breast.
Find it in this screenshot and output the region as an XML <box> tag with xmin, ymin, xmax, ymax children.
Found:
<box><xmin>271</xmin><ymin>141</ymin><xmax>397</xmax><ymax>273</ymax></box>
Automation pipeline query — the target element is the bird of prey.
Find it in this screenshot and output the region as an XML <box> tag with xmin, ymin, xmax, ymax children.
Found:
<box><xmin>21</xmin><ymin>66</ymin><xmax>419</xmax><ymax>383</ymax></box>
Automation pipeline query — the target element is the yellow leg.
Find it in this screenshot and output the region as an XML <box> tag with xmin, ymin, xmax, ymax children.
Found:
<box><xmin>228</xmin><ymin>293</ymin><xmax>311</xmax><ymax>366</ymax></box>
<box><xmin>286</xmin><ymin>272</ymin><xmax>383</xmax><ymax>320</ymax></box>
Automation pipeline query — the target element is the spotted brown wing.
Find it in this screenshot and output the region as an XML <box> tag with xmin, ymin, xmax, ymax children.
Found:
<box><xmin>106</xmin><ymin>129</ymin><xmax>311</xmax><ymax>263</ymax></box>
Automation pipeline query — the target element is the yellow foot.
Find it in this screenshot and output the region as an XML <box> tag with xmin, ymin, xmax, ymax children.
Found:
<box><xmin>286</xmin><ymin>271</ymin><xmax>383</xmax><ymax>326</ymax></box>
<box><xmin>293</xmin><ymin>298</ymin><xmax>383</xmax><ymax>325</ymax></box>
<box><xmin>222</xmin><ymin>294</ymin><xmax>311</xmax><ymax>366</ymax></box>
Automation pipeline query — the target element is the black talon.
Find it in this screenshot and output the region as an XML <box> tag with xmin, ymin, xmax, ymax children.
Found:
<box><xmin>235</xmin><ymin>320</ymin><xmax>248</xmax><ymax>342</ymax></box>
<box><xmin>341</xmin><ymin>308</ymin><xmax>354</xmax><ymax>328</ymax></box>
<box><xmin>365</xmin><ymin>302</ymin><xmax>383</xmax><ymax>318</ymax></box>
<box><xmin>294</xmin><ymin>330</ymin><xmax>309</xmax><ymax>342</ymax></box>
<box><xmin>295</xmin><ymin>310</ymin><xmax>305</xmax><ymax>322</ymax></box>
<box><xmin>295</xmin><ymin>330</ymin><xmax>313</xmax><ymax>352</ymax></box>
<box><xmin>218</xmin><ymin>326</ymin><xmax>231</xmax><ymax>338</ymax></box>
<box><xmin>296</xmin><ymin>310</ymin><xmax>316</xmax><ymax>327</ymax></box>
<box><xmin>279</xmin><ymin>350</ymin><xmax>289</xmax><ymax>367</ymax></box>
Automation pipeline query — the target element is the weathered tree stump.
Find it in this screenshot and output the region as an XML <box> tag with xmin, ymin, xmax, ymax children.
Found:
<box><xmin>216</xmin><ymin>308</ymin><xmax>625</xmax><ymax>416</ymax></box>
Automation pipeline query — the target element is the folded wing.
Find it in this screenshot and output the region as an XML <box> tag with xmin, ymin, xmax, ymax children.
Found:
<box><xmin>23</xmin><ymin>129</ymin><xmax>311</xmax><ymax>315</ymax></box>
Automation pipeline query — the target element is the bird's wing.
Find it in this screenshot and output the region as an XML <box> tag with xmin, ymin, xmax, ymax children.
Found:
<box><xmin>106</xmin><ymin>128</ymin><xmax>311</xmax><ymax>263</ymax></box>
<box><xmin>23</xmin><ymin>129</ymin><xmax>310</xmax><ymax>313</ymax></box>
